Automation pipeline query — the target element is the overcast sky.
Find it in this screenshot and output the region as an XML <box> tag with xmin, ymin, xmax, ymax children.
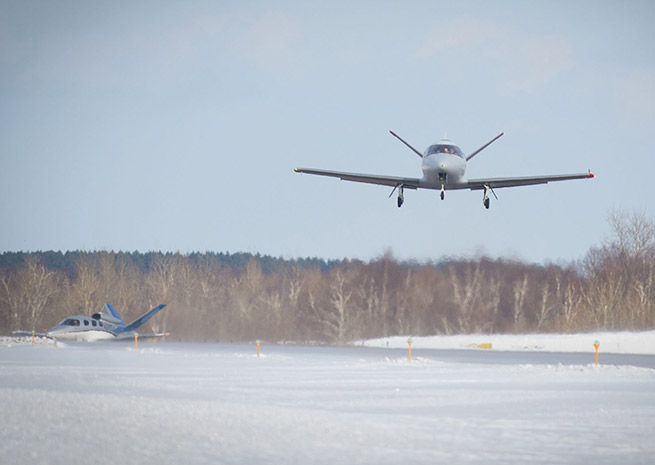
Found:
<box><xmin>1</xmin><ymin>0</ymin><xmax>654</xmax><ymax>264</ymax></box>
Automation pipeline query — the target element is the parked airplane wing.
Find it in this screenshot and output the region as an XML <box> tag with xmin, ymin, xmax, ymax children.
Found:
<box><xmin>122</xmin><ymin>304</ymin><xmax>167</xmax><ymax>333</ymax></box>
<box><xmin>12</xmin><ymin>330</ymin><xmax>46</xmax><ymax>337</ymax></box>
<box><xmin>294</xmin><ymin>168</ymin><xmax>422</xmax><ymax>189</ymax></box>
<box><xmin>138</xmin><ymin>332</ymin><xmax>170</xmax><ymax>339</ymax></box>
<box><xmin>466</xmin><ymin>172</ymin><xmax>595</xmax><ymax>190</ymax></box>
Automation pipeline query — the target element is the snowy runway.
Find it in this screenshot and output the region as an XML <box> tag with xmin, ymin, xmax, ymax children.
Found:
<box><xmin>1</xmin><ymin>340</ymin><xmax>654</xmax><ymax>464</ymax></box>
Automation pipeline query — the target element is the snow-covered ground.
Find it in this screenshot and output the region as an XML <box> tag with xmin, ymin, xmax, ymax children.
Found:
<box><xmin>360</xmin><ymin>330</ymin><xmax>655</xmax><ymax>355</ymax></box>
<box><xmin>1</xmin><ymin>334</ymin><xmax>655</xmax><ymax>465</ymax></box>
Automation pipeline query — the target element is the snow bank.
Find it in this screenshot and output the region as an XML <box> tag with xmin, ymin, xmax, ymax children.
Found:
<box><xmin>359</xmin><ymin>330</ymin><xmax>655</xmax><ymax>354</ymax></box>
<box><xmin>0</xmin><ymin>335</ymin><xmax>58</xmax><ymax>348</ymax></box>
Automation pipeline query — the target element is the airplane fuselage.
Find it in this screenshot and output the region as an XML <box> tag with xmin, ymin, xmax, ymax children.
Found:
<box><xmin>421</xmin><ymin>141</ymin><xmax>467</xmax><ymax>187</ymax></box>
<box><xmin>45</xmin><ymin>315</ymin><xmax>130</xmax><ymax>341</ymax></box>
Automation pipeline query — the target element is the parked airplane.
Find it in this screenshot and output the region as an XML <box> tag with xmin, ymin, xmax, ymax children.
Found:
<box><xmin>295</xmin><ymin>131</ymin><xmax>595</xmax><ymax>208</ymax></box>
<box><xmin>13</xmin><ymin>303</ymin><xmax>167</xmax><ymax>342</ymax></box>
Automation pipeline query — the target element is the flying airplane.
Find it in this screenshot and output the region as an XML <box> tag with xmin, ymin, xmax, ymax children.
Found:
<box><xmin>13</xmin><ymin>303</ymin><xmax>168</xmax><ymax>342</ymax></box>
<box><xmin>295</xmin><ymin>131</ymin><xmax>595</xmax><ymax>208</ymax></box>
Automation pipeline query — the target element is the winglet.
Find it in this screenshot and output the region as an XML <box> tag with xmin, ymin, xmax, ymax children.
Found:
<box><xmin>466</xmin><ymin>132</ymin><xmax>504</xmax><ymax>161</ymax></box>
<box><xmin>389</xmin><ymin>130</ymin><xmax>424</xmax><ymax>158</ymax></box>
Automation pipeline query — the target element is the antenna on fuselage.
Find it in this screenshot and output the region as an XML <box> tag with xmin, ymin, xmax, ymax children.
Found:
<box><xmin>389</xmin><ymin>130</ymin><xmax>423</xmax><ymax>158</ymax></box>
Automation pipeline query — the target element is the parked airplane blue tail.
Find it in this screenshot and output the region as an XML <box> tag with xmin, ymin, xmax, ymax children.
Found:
<box><xmin>123</xmin><ymin>304</ymin><xmax>167</xmax><ymax>333</ymax></box>
<box><xmin>104</xmin><ymin>303</ymin><xmax>126</xmax><ymax>325</ymax></box>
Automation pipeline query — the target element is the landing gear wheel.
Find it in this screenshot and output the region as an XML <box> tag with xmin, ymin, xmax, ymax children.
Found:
<box><xmin>440</xmin><ymin>191</ymin><xmax>445</xmax><ymax>200</ymax></box>
<box><xmin>483</xmin><ymin>184</ymin><xmax>493</xmax><ymax>209</ymax></box>
<box><xmin>396</xmin><ymin>185</ymin><xmax>404</xmax><ymax>208</ymax></box>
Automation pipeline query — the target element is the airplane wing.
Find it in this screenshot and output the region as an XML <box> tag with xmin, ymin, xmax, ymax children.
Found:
<box><xmin>12</xmin><ymin>330</ymin><xmax>47</xmax><ymax>337</ymax></box>
<box><xmin>294</xmin><ymin>168</ymin><xmax>422</xmax><ymax>189</ymax></box>
<box><xmin>123</xmin><ymin>304</ymin><xmax>167</xmax><ymax>333</ymax></box>
<box><xmin>137</xmin><ymin>332</ymin><xmax>170</xmax><ymax>340</ymax></box>
<box><xmin>466</xmin><ymin>172</ymin><xmax>595</xmax><ymax>190</ymax></box>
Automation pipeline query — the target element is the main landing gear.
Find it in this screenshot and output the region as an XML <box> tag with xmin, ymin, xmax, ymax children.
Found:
<box><xmin>390</xmin><ymin>183</ymin><xmax>407</xmax><ymax>208</ymax></box>
<box><xmin>483</xmin><ymin>185</ymin><xmax>491</xmax><ymax>209</ymax></box>
<box><xmin>440</xmin><ymin>184</ymin><xmax>445</xmax><ymax>200</ymax></box>
<box><xmin>483</xmin><ymin>184</ymin><xmax>497</xmax><ymax>209</ymax></box>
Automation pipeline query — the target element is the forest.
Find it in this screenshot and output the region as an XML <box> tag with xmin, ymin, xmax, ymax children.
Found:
<box><xmin>1</xmin><ymin>211</ymin><xmax>654</xmax><ymax>343</ymax></box>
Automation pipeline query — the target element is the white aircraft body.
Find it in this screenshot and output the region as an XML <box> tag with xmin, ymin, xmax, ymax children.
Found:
<box><xmin>295</xmin><ymin>131</ymin><xmax>595</xmax><ymax>208</ymax></box>
<box><xmin>13</xmin><ymin>303</ymin><xmax>167</xmax><ymax>342</ymax></box>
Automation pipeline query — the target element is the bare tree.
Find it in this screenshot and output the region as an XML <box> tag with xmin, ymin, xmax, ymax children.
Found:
<box><xmin>1</xmin><ymin>256</ymin><xmax>62</xmax><ymax>330</ymax></box>
<box><xmin>580</xmin><ymin>247</ymin><xmax>627</xmax><ymax>329</ymax></box>
<box><xmin>316</xmin><ymin>268</ymin><xmax>353</xmax><ymax>343</ymax></box>
<box><xmin>511</xmin><ymin>274</ymin><xmax>529</xmax><ymax>331</ymax></box>
<box><xmin>0</xmin><ymin>274</ymin><xmax>20</xmax><ymax>329</ymax></box>
<box><xmin>449</xmin><ymin>263</ymin><xmax>480</xmax><ymax>332</ymax></box>
<box><xmin>535</xmin><ymin>279</ymin><xmax>557</xmax><ymax>331</ymax></box>
<box><xmin>607</xmin><ymin>209</ymin><xmax>655</xmax><ymax>263</ymax></box>
<box><xmin>68</xmin><ymin>255</ymin><xmax>100</xmax><ymax>314</ymax></box>
<box><xmin>394</xmin><ymin>268</ymin><xmax>413</xmax><ymax>335</ymax></box>
<box><xmin>575</xmin><ymin>210</ymin><xmax>655</xmax><ymax>329</ymax></box>
<box><xmin>448</xmin><ymin>262</ymin><xmax>502</xmax><ymax>333</ymax></box>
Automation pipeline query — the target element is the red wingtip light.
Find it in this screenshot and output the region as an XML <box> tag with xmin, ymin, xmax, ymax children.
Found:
<box><xmin>589</xmin><ymin>172</ymin><xmax>596</xmax><ymax>178</ymax></box>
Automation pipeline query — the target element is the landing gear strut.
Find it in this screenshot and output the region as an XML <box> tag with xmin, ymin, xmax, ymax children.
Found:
<box><xmin>397</xmin><ymin>185</ymin><xmax>404</xmax><ymax>208</ymax></box>
<box><xmin>483</xmin><ymin>184</ymin><xmax>492</xmax><ymax>209</ymax></box>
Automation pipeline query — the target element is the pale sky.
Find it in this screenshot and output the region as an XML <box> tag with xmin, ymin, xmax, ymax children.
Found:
<box><xmin>1</xmin><ymin>0</ymin><xmax>654</xmax><ymax>264</ymax></box>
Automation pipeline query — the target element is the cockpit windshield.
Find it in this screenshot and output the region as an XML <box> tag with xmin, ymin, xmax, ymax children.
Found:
<box><xmin>61</xmin><ymin>318</ymin><xmax>81</xmax><ymax>326</ymax></box>
<box><xmin>426</xmin><ymin>144</ymin><xmax>464</xmax><ymax>158</ymax></box>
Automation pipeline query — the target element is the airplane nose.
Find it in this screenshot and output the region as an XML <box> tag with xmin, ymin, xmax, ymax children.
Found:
<box><xmin>45</xmin><ymin>326</ymin><xmax>64</xmax><ymax>338</ymax></box>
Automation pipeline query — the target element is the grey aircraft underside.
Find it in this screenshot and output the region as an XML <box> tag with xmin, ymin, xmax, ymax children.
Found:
<box><xmin>295</xmin><ymin>131</ymin><xmax>595</xmax><ymax>209</ymax></box>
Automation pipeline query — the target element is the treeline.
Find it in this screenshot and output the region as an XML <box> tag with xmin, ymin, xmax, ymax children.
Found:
<box><xmin>1</xmin><ymin>211</ymin><xmax>654</xmax><ymax>342</ymax></box>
